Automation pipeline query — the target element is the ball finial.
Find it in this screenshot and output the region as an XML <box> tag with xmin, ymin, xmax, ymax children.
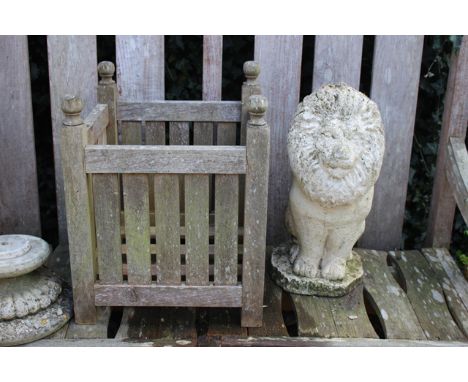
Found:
<box><xmin>97</xmin><ymin>61</ymin><xmax>115</xmax><ymax>84</ymax></box>
<box><xmin>61</xmin><ymin>95</ymin><xmax>84</xmax><ymax>126</ymax></box>
<box><xmin>243</xmin><ymin>61</ymin><xmax>260</xmax><ymax>81</ymax></box>
<box><xmin>247</xmin><ymin>95</ymin><xmax>268</xmax><ymax>125</ymax></box>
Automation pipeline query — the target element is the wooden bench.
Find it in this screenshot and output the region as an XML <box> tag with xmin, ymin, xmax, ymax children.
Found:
<box><xmin>1</xmin><ymin>35</ymin><xmax>467</xmax><ymax>345</ymax></box>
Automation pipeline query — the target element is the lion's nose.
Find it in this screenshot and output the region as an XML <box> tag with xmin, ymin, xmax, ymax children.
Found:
<box><xmin>332</xmin><ymin>145</ymin><xmax>350</xmax><ymax>160</ymax></box>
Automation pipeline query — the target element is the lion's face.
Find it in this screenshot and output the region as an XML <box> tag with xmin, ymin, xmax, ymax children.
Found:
<box><xmin>288</xmin><ymin>83</ymin><xmax>385</xmax><ymax>207</ymax></box>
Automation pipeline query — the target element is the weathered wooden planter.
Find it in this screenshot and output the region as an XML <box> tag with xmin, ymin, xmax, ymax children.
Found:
<box><xmin>61</xmin><ymin>61</ymin><xmax>270</xmax><ymax>327</ymax></box>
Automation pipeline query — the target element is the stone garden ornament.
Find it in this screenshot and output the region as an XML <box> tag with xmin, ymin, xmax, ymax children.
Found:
<box><xmin>271</xmin><ymin>83</ymin><xmax>385</xmax><ymax>296</ymax></box>
<box><xmin>0</xmin><ymin>235</ymin><xmax>72</xmax><ymax>345</ymax></box>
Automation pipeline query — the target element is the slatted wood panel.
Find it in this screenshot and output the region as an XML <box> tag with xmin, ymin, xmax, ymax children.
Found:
<box><xmin>193</xmin><ymin>35</ymin><xmax>222</xmax><ymax>145</ymax></box>
<box><xmin>93</xmin><ymin>174</ymin><xmax>122</xmax><ymax>284</ymax></box>
<box><xmin>154</xmin><ymin>175</ymin><xmax>181</xmax><ymax>284</ymax></box>
<box><xmin>358</xmin><ymin>249</ymin><xmax>425</xmax><ymax>340</ymax></box>
<box><xmin>185</xmin><ymin>175</ymin><xmax>210</xmax><ymax>285</ymax></box>
<box><xmin>313</xmin><ymin>35</ymin><xmax>363</xmax><ymax>90</ymax></box>
<box><xmin>255</xmin><ymin>35</ymin><xmax>303</xmax><ymax>244</ymax></box>
<box><xmin>390</xmin><ymin>250</ymin><xmax>464</xmax><ymax>340</ymax></box>
<box><xmin>426</xmin><ymin>37</ymin><xmax>468</xmax><ymax>247</ymax></box>
<box><xmin>122</xmin><ymin>174</ymin><xmax>151</xmax><ymax>284</ymax></box>
<box><xmin>47</xmin><ymin>36</ymin><xmax>97</xmax><ymax>242</ymax></box>
<box><xmin>360</xmin><ymin>36</ymin><xmax>424</xmax><ymax>250</ymax></box>
<box><xmin>0</xmin><ymin>36</ymin><xmax>41</xmax><ymax>236</ymax></box>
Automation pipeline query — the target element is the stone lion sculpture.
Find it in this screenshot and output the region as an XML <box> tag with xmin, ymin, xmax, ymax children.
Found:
<box><xmin>286</xmin><ymin>83</ymin><xmax>385</xmax><ymax>281</ymax></box>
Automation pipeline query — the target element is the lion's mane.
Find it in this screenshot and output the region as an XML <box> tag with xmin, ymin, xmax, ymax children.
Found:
<box><xmin>287</xmin><ymin>83</ymin><xmax>385</xmax><ymax>207</ymax></box>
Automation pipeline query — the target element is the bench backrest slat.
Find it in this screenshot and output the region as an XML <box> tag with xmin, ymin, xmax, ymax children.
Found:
<box><xmin>360</xmin><ymin>36</ymin><xmax>424</xmax><ymax>250</ymax></box>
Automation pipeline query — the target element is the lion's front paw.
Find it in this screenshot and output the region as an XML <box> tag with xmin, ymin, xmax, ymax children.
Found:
<box><xmin>293</xmin><ymin>255</ymin><xmax>319</xmax><ymax>278</ymax></box>
<box><xmin>321</xmin><ymin>259</ymin><xmax>347</xmax><ymax>281</ymax></box>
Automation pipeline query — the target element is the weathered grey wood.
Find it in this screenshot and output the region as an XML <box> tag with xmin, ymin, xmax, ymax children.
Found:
<box><xmin>358</xmin><ymin>249</ymin><xmax>426</xmax><ymax>340</ymax></box>
<box><xmin>169</xmin><ymin>122</ymin><xmax>189</xmax><ymax>212</ymax></box>
<box><xmin>313</xmin><ymin>35</ymin><xmax>363</xmax><ymax>90</ymax></box>
<box><xmin>122</xmin><ymin>174</ymin><xmax>151</xmax><ymax>284</ymax></box>
<box><xmin>122</xmin><ymin>244</ymin><xmax>242</xmax><ymax>256</ymax></box>
<box><xmin>116</xmin><ymin>35</ymin><xmax>164</xmax><ymax>102</ymax></box>
<box><xmin>185</xmin><ymin>175</ymin><xmax>210</xmax><ymax>285</ymax></box>
<box><xmin>390</xmin><ymin>250</ymin><xmax>465</xmax><ymax>340</ymax></box>
<box><xmin>47</xmin><ymin>36</ymin><xmax>97</xmax><ymax>243</ymax></box>
<box><xmin>65</xmin><ymin>307</ymin><xmax>111</xmax><ymax>339</ymax></box>
<box><xmin>201</xmin><ymin>336</ymin><xmax>468</xmax><ymax>347</ymax></box>
<box><xmin>145</xmin><ymin>121</ymin><xmax>166</xmax><ymax>145</ymax></box>
<box><xmin>446</xmin><ymin>137</ymin><xmax>468</xmax><ymax>224</ymax></box>
<box><xmin>60</xmin><ymin>97</ymin><xmax>96</xmax><ymax>324</ymax></box>
<box><xmin>0</xmin><ymin>36</ymin><xmax>41</xmax><ymax>236</ymax></box>
<box><xmin>85</xmin><ymin>145</ymin><xmax>247</xmax><ymax>174</ymax></box>
<box><xmin>116</xmin><ymin>307</ymin><xmax>197</xmax><ymax>342</ymax></box>
<box><xmin>214</xmin><ymin>175</ymin><xmax>239</xmax><ymax>285</ymax></box>
<box><xmin>422</xmin><ymin>248</ymin><xmax>468</xmax><ymax>337</ymax></box>
<box><xmin>327</xmin><ymin>285</ymin><xmax>378</xmax><ymax>339</ymax></box>
<box><xmin>241</xmin><ymin>97</ymin><xmax>271</xmax><ymax>327</ymax></box>
<box><xmin>97</xmin><ymin>61</ymin><xmax>118</xmax><ymax>144</ymax></box>
<box><xmin>85</xmin><ymin>104</ymin><xmax>109</xmax><ymax>143</ymax></box>
<box><xmin>95</xmin><ymin>284</ymin><xmax>242</xmax><ymax>307</ymax></box>
<box><xmin>154</xmin><ymin>175</ymin><xmax>181</xmax><ymax>284</ymax></box>
<box><xmin>121</xmin><ymin>121</ymin><xmax>142</xmax><ymax>144</ymax></box>
<box><xmin>93</xmin><ymin>174</ymin><xmax>122</xmax><ymax>284</ymax></box>
<box><xmin>207</xmin><ymin>309</ymin><xmax>248</xmax><ymax>337</ymax></box>
<box><xmin>292</xmin><ymin>294</ymin><xmax>338</xmax><ymax>337</ymax></box>
<box><xmin>254</xmin><ymin>35</ymin><xmax>303</xmax><ymax>244</ymax></box>
<box><xmin>118</xmin><ymin>101</ymin><xmax>242</xmax><ymax>122</ymax></box>
<box><xmin>248</xmin><ymin>275</ymin><xmax>288</xmax><ymax>337</ymax></box>
<box><xmin>292</xmin><ymin>284</ymin><xmax>377</xmax><ymax>339</ymax></box>
<box><xmin>360</xmin><ymin>36</ymin><xmax>424</xmax><ymax>250</ymax></box>
<box><xmin>426</xmin><ymin>37</ymin><xmax>468</xmax><ymax>247</ymax></box>
<box><xmin>26</xmin><ymin>338</ymin><xmax>196</xmax><ymax>347</ymax></box>
<box><xmin>193</xmin><ymin>37</ymin><xmax>222</xmax><ymax>145</ymax></box>
<box><xmin>422</xmin><ymin>248</ymin><xmax>468</xmax><ymax>309</ymax></box>
<box><xmin>241</xmin><ymin>62</ymin><xmax>261</xmax><ymax>146</ymax></box>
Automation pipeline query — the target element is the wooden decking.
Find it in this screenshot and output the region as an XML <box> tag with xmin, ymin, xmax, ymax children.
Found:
<box><xmin>30</xmin><ymin>247</ymin><xmax>468</xmax><ymax>346</ymax></box>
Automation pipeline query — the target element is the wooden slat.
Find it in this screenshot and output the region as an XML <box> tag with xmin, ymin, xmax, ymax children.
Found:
<box><xmin>292</xmin><ymin>285</ymin><xmax>378</xmax><ymax>339</ymax></box>
<box><xmin>201</xmin><ymin>336</ymin><xmax>468</xmax><ymax>347</ymax></box>
<box><xmin>292</xmin><ymin>294</ymin><xmax>338</xmax><ymax>337</ymax></box>
<box><xmin>145</xmin><ymin>121</ymin><xmax>166</xmax><ymax>145</ymax></box>
<box><xmin>358</xmin><ymin>249</ymin><xmax>426</xmax><ymax>339</ymax></box>
<box><xmin>29</xmin><ymin>336</ymin><xmax>468</xmax><ymax>347</ymax></box>
<box><xmin>121</xmin><ymin>121</ymin><xmax>142</xmax><ymax>144</ymax></box>
<box><xmin>0</xmin><ymin>36</ymin><xmax>41</xmax><ymax>236</ymax></box>
<box><xmin>85</xmin><ymin>104</ymin><xmax>109</xmax><ymax>143</ymax></box>
<box><xmin>122</xmin><ymin>174</ymin><xmax>151</xmax><ymax>284</ymax></box>
<box><xmin>154</xmin><ymin>175</ymin><xmax>181</xmax><ymax>284</ymax></box>
<box><xmin>116</xmin><ymin>307</ymin><xmax>197</xmax><ymax>342</ymax></box>
<box><xmin>93</xmin><ymin>174</ymin><xmax>122</xmax><ymax>284</ymax></box>
<box><xmin>185</xmin><ymin>175</ymin><xmax>210</xmax><ymax>285</ymax></box>
<box><xmin>95</xmin><ymin>284</ymin><xmax>242</xmax><ymax>307</ymax></box>
<box><xmin>118</xmin><ymin>101</ymin><xmax>241</xmax><ymax>122</ymax></box>
<box><xmin>360</xmin><ymin>36</ymin><xmax>424</xmax><ymax>250</ymax></box>
<box><xmin>60</xmin><ymin>108</ymin><xmax>96</xmax><ymax>324</ymax></box>
<box><xmin>313</xmin><ymin>35</ymin><xmax>363</xmax><ymax>90</ymax></box>
<box><xmin>241</xmin><ymin>99</ymin><xmax>271</xmax><ymax>327</ymax></box>
<box><xmin>248</xmin><ymin>276</ymin><xmax>288</xmax><ymax>337</ymax></box>
<box><xmin>254</xmin><ymin>35</ymin><xmax>303</xmax><ymax>244</ymax></box>
<box><xmin>390</xmin><ymin>250</ymin><xmax>465</xmax><ymax>340</ymax></box>
<box><xmin>85</xmin><ymin>145</ymin><xmax>247</xmax><ymax>174</ymax></box>
<box><xmin>446</xmin><ymin>137</ymin><xmax>468</xmax><ymax>224</ymax></box>
<box><xmin>422</xmin><ymin>248</ymin><xmax>468</xmax><ymax>337</ymax></box>
<box><xmin>47</xmin><ymin>35</ymin><xmax>97</xmax><ymax>242</ymax></box>
<box><xmin>426</xmin><ymin>37</ymin><xmax>468</xmax><ymax>246</ymax></box>
<box><xmin>116</xmin><ymin>35</ymin><xmax>164</xmax><ymax>102</ymax></box>
<box><xmin>207</xmin><ymin>309</ymin><xmax>248</xmax><ymax>337</ymax></box>
<box><xmin>214</xmin><ymin>175</ymin><xmax>239</xmax><ymax>285</ymax></box>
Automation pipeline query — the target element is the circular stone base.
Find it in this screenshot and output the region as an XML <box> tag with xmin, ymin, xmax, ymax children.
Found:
<box><xmin>270</xmin><ymin>243</ymin><xmax>363</xmax><ymax>297</ymax></box>
<box><xmin>0</xmin><ymin>285</ymin><xmax>72</xmax><ymax>346</ymax></box>
<box><xmin>0</xmin><ymin>268</ymin><xmax>62</xmax><ymax>320</ymax></box>
<box><xmin>0</xmin><ymin>235</ymin><xmax>51</xmax><ymax>278</ymax></box>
